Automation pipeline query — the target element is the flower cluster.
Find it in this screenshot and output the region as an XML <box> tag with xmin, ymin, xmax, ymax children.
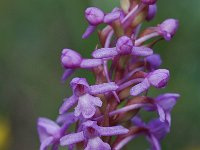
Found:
<box><xmin>37</xmin><ymin>0</ymin><xmax>180</xmax><ymax>150</ymax></box>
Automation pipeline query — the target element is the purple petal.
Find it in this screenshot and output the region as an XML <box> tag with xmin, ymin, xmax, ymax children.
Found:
<box><xmin>82</xmin><ymin>121</ymin><xmax>128</xmax><ymax>139</ymax></box>
<box><xmin>131</xmin><ymin>46</ymin><xmax>153</xmax><ymax>56</ymax></box>
<box><xmin>61</xmin><ymin>69</ymin><xmax>75</xmax><ymax>82</ymax></box>
<box><xmin>103</xmin><ymin>8</ymin><xmax>121</xmax><ymax>24</ymax></box>
<box><xmin>59</xmin><ymin>95</ymin><xmax>78</xmax><ymax>114</ymax></box>
<box><xmin>130</xmin><ymin>78</ymin><xmax>151</xmax><ymax>96</ymax></box>
<box><xmin>82</xmin><ymin>25</ymin><xmax>96</xmax><ymax>39</ymax></box>
<box><xmin>158</xmin><ymin>18</ymin><xmax>179</xmax><ymax>41</ymax></box>
<box><xmin>165</xmin><ymin>112</ymin><xmax>171</xmax><ymax>127</ymax></box>
<box><xmin>38</xmin><ymin>126</ymin><xmax>50</xmax><ymax>144</ymax></box>
<box><xmin>74</xmin><ymin>94</ymin><xmax>102</xmax><ymax>119</ymax></box>
<box><xmin>40</xmin><ymin>137</ymin><xmax>54</xmax><ymax>150</ymax></box>
<box><xmin>156</xmin><ymin>104</ymin><xmax>165</xmax><ymax>122</ymax></box>
<box><xmin>37</xmin><ymin>118</ymin><xmax>60</xmax><ymax>142</ymax></box>
<box><xmin>98</xmin><ymin>125</ymin><xmax>129</xmax><ymax>136</ymax></box>
<box><xmin>80</xmin><ymin>59</ymin><xmax>103</xmax><ymax>68</ymax></box>
<box><xmin>85</xmin><ymin>137</ymin><xmax>111</xmax><ymax>150</ymax></box>
<box><xmin>60</xmin><ymin>132</ymin><xmax>85</xmax><ymax>146</ymax></box>
<box><xmin>56</xmin><ymin>112</ymin><xmax>78</xmax><ymax>125</ymax></box>
<box><xmin>131</xmin><ymin>116</ymin><xmax>146</xmax><ymax>127</ymax></box>
<box><xmin>146</xmin><ymin>134</ymin><xmax>161</xmax><ymax>150</ymax></box>
<box><xmin>92</xmin><ymin>47</ymin><xmax>118</xmax><ymax>59</ymax></box>
<box><xmin>155</xmin><ymin>93</ymin><xmax>180</xmax><ymax>111</ymax></box>
<box><xmin>85</xmin><ymin>7</ymin><xmax>104</xmax><ymax>26</ymax></box>
<box><xmin>148</xmin><ymin>119</ymin><xmax>169</xmax><ymax>140</ymax></box>
<box><xmin>147</xmin><ymin>69</ymin><xmax>170</xmax><ymax>88</ymax></box>
<box><xmin>146</xmin><ymin>4</ymin><xmax>157</xmax><ymax>21</ymax></box>
<box><xmin>116</xmin><ymin>36</ymin><xmax>133</xmax><ymax>54</ymax></box>
<box><xmin>146</xmin><ymin>54</ymin><xmax>162</xmax><ymax>71</ymax></box>
<box><xmin>61</xmin><ymin>49</ymin><xmax>82</xmax><ymax>68</ymax></box>
<box><xmin>89</xmin><ymin>82</ymin><xmax>119</xmax><ymax>95</ymax></box>
<box><xmin>82</xmin><ymin>121</ymin><xmax>100</xmax><ymax>138</ymax></box>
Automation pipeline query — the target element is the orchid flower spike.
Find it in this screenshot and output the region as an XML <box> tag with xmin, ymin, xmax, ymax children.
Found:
<box><xmin>38</xmin><ymin>1</ymin><xmax>180</xmax><ymax>150</ymax></box>
<box><xmin>60</xmin><ymin>120</ymin><xmax>129</xmax><ymax>150</ymax></box>
<box><xmin>59</xmin><ymin>77</ymin><xmax>118</xmax><ymax>119</ymax></box>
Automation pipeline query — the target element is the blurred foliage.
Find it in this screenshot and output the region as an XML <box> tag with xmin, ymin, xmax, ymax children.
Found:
<box><xmin>0</xmin><ymin>118</ymin><xmax>10</xmax><ymax>150</ymax></box>
<box><xmin>0</xmin><ymin>0</ymin><xmax>200</xmax><ymax>150</ymax></box>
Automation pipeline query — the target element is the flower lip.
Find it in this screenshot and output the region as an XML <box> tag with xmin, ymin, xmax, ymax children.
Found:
<box><xmin>85</xmin><ymin>137</ymin><xmax>111</xmax><ymax>150</ymax></box>
<box><xmin>37</xmin><ymin>117</ymin><xmax>63</xmax><ymax>149</ymax></box>
<box><xmin>61</xmin><ymin>49</ymin><xmax>82</xmax><ymax>68</ymax></box>
<box><xmin>85</xmin><ymin>7</ymin><xmax>104</xmax><ymax>26</ymax></box>
<box><xmin>116</xmin><ymin>36</ymin><xmax>133</xmax><ymax>54</ymax></box>
<box><xmin>74</xmin><ymin>93</ymin><xmax>102</xmax><ymax>119</ymax></box>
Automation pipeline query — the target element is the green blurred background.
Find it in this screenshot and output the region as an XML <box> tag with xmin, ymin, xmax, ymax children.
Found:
<box><xmin>0</xmin><ymin>0</ymin><xmax>200</xmax><ymax>150</ymax></box>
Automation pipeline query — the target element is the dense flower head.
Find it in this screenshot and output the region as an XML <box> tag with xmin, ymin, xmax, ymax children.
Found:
<box><xmin>38</xmin><ymin>0</ymin><xmax>180</xmax><ymax>150</ymax></box>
